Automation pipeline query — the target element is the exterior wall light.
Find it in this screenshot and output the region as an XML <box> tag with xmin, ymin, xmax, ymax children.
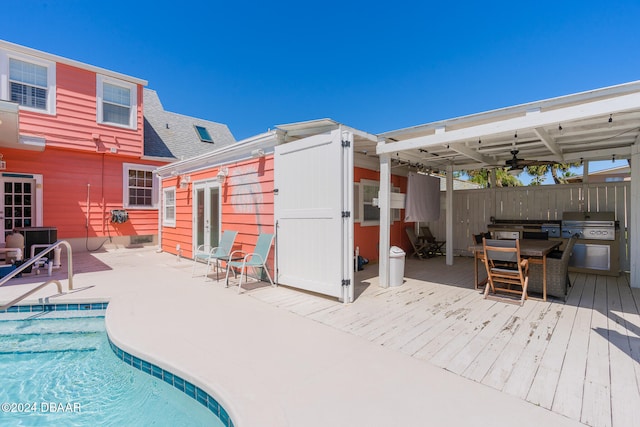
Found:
<box><xmin>216</xmin><ymin>167</ymin><xmax>229</xmax><ymax>184</ymax></box>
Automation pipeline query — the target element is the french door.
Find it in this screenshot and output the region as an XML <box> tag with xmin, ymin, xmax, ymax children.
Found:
<box><xmin>0</xmin><ymin>176</ymin><xmax>36</xmax><ymax>244</ymax></box>
<box><xmin>193</xmin><ymin>181</ymin><xmax>221</xmax><ymax>251</ymax></box>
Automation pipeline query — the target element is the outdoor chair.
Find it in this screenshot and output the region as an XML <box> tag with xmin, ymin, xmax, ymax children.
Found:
<box><xmin>405</xmin><ymin>227</ymin><xmax>430</xmax><ymax>259</ymax></box>
<box><xmin>472</xmin><ymin>232</ymin><xmax>493</xmax><ymax>289</ymax></box>
<box><xmin>473</xmin><ymin>232</ymin><xmax>492</xmax><ymax>244</ymax></box>
<box><xmin>419</xmin><ymin>226</ymin><xmax>446</xmax><ymax>256</ymax></box>
<box><xmin>191</xmin><ymin>230</ymin><xmax>238</xmax><ymax>281</ymax></box>
<box><xmin>225</xmin><ymin>233</ymin><xmax>275</xmax><ymax>293</ymax></box>
<box><xmin>527</xmin><ymin>235</ymin><xmax>577</xmax><ymax>301</ymax></box>
<box><xmin>482</xmin><ymin>238</ymin><xmax>529</xmax><ymax>306</ymax></box>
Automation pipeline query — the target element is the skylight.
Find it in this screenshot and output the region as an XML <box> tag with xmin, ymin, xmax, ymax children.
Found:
<box><xmin>194</xmin><ymin>125</ymin><xmax>214</xmax><ymax>143</ymax></box>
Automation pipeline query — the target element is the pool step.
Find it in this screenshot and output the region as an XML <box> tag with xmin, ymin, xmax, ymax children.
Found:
<box><xmin>0</xmin><ymin>316</ymin><xmax>104</xmax><ymax>337</ymax></box>
<box><xmin>0</xmin><ymin>317</ymin><xmax>104</xmax><ymax>355</ymax></box>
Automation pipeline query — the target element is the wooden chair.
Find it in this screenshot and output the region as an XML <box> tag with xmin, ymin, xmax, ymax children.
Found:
<box><xmin>405</xmin><ymin>227</ymin><xmax>429</xmax><ymax>259</ymax></box>
<box><xmin>419</xmin><ymin>226</ymin><xmax>446</xmax><ymax>256</ymax></box>
<box><xmin>482</xmin><ymin>238</ymin><xmax>529</xmax><ymax>305</ymax></box>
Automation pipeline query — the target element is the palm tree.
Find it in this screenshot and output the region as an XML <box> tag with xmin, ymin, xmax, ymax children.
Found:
<box><xmin>525</xmin><ymin>163</ymin><xmax>579</xmax><ymax>185</ymax></box>
<box><xmin>464</xmin><ymin>168</ymin><xmax>523</xmax><ymax>188</ymax></box>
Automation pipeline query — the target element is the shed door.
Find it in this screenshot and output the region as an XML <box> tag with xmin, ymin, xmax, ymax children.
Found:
<box><xmin>274</xmin><ymin>129</ymin><xmax>354</xmax><ymax>301</ymax></box>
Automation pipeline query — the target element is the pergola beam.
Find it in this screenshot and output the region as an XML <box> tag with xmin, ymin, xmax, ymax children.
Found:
<box><xmin>449</xmin><ymin>142</ymin><xmax>495</xmax><ymax>165</ymax></box>
<box><xmin>533</xmin><ymin>127</ymin><xmax>564</xmax><ymax>161</ymax></box>
<box><xmin>377</xmin><ymin>92</ymin><xmax>640</xmax><ymax>155</ymax></box>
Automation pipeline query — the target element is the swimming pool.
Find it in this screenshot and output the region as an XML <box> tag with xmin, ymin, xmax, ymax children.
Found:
<box><xmin>0</xmin><ymin>305</ymin><xmax>226</xmax><ymax>426</ymax></box>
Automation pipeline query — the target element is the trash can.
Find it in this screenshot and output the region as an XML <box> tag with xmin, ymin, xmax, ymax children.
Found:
<box><xmin>389</xmin><ymin>246</ymin><xmax>406</xmax><ymax>287</ymax></box>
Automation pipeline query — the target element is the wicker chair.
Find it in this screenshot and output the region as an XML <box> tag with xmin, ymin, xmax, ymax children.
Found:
<box><xmin>527</xmin><ymin>235</ymin><xmax>577</xmax><ymax>301</ymax></box>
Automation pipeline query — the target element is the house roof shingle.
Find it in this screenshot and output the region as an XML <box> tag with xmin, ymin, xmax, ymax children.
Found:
<box><xmin>143</xmin><ymin>89</ymin><xmax>235</xmax><ymax>159</ymax></box>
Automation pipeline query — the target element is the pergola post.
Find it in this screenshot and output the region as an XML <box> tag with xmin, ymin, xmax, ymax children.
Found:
<box><xmin>445</xmin><ymin>165</ymin><xmax>454</xmax><ymax>265</ymax></box>
<box><xmin>378</xmin><ymin>151</ymin><xmax>391</xmax><ymax>288</ymax></box>
<box><xmin>630</xmin><ymin>142</ymin><xmax>640</xmax><ymax>287</ymax></box>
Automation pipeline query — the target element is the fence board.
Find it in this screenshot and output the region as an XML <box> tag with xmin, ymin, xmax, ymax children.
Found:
<box><xmin>429</xmin><ymin>182</ymin><xmax>630</xmax><ymax>270</ymax></box>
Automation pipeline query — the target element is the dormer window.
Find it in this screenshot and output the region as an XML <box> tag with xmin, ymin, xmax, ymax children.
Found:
<box><xmin>194</xmin><ymin>125</ymin><xmax>214</xmax><ymax>143</ymax></box>
<box><xmin>9</xmin><ymin>58</ymin><xmax>48</xmax><ymax>110</ymax></box>
<box><xmin>96</xmin><ymin>75</ymin><xmax>137</xmax><ymax>130</ymax></box>
<box><xmin>1</xmin><ymin>51</ymin><xmax>56</xmax><ymax>115</ymax></box>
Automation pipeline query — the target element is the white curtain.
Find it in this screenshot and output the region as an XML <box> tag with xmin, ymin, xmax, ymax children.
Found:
<box><xmin>404</xmin><ymin>172</ymin><xmax>440</xmax><ymax>222</ymax></box>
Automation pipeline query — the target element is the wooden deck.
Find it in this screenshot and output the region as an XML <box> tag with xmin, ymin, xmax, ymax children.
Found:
<box><xmin>247</xmin><ymin>256</ymin><xmax>640</xmax><ymax>427</ymax></box>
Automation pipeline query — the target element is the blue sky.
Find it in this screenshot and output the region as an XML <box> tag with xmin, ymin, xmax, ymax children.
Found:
<box><xmin>2</xmin><ymin>1</ymin><xmax>639</xmax><ymax>172</ymax></box>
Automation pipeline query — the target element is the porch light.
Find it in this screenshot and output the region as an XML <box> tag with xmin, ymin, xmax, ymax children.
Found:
<box><xmin>0</xmin><ymin>154</ymin><xmax>6</xmax><ymax>170</ymax></box>
<box><xmin>179</xmin><ymin>175</ymin><xmax>191</xmax><ymax>189</ymax></box>
<box><xmin>251</xmin><ymin>148</ymin><xmax>265</xmax><ymax>158</ymax></box>
<box><xmin>216</xmin><ymin>167</ymin><xmax>229</xmax><ymax>184</ymax></box>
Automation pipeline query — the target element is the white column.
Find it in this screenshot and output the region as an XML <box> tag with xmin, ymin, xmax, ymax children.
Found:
<box><xmin>445</xmin><ymin>165</ymin><xmax>454</xmax><ymax>265</ymax></box>
<box><xmin>630</xmin><ymin>143</ymin><xmax>640</xmax><ymax>287</ymax></box>
<box><xmin>378</xmin><ymin>152</ymin><xmax>392</xmax><ymax>288</ymax></box>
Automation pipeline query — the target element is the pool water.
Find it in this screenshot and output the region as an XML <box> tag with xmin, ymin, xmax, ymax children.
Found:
<box><xmin>0</xmin><ymin>311</ymin><xmax>224</xmax><ymax>426</ymax></box>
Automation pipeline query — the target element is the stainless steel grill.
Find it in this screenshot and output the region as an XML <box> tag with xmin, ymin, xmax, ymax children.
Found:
<box><xmin>561</xmin><ymin>212</ymin><xmax>616</xmax><ymax>241</ymax></box>
<box><xmin>561</xmin><ymin>211</ymin><xmax>619</xmax><ymax>275</ymax></box>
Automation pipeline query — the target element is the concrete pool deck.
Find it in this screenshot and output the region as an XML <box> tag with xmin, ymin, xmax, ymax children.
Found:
<box><xmin>0</xmin><ymin>247</ymin><xmax>583</xmax><ymax>427</ymax></box>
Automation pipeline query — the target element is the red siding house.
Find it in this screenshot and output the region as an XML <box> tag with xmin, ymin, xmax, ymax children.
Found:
<box><xmin>155</xmin><ymin>120</ymin><xmax>415</xmax><ymax>302</ymax></box>
<box><xmin>0</xmin><ymin>40</ymin><xmax>234</xmax><ymax>253</ymax></box>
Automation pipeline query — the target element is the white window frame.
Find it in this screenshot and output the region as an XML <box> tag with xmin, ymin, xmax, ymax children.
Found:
<box><xmin>0</xmin><ymin>49</ymin><xmax>56</xmax><ymax>115</ymax></box>
<box><xmin>123</xmin><ymin>163</ymin><xmax>158</xmax><ymax>209</ymax></box>
<box><xmin>353</xmin><ymin>182</ymin><xmax>361</xmax><ymax>223</ymax></box>
<box><xmin>358</xmin><ymin>179</ymin><xmax>401</xmax><ymax>226</ymax></box>
<box><xmin>96</xmin><ymin>74</ymin><xmax>137</xmax><ymax>130</ymax></box>
<box><xmin>162</xmin><ymin>186</ymin><xmax>176</xmax><ymax>227</ymax></box>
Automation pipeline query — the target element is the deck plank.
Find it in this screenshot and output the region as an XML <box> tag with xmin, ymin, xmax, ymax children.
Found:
<box><xmin>246</xmin><ymin>257</ymin><xmax>640</xmax><ymax>427</ymax></box>
<box><xmin>393</xmin><ymin>294</ymin><xmax>490</xmax><ymax>356</ymax></box>
<box><xmin>403</xmin><ymin>300</ymin><xmax>514</xmax><ymax>364</ymax></box>
<box><xmin>526</xmin><ymin>274</ymin><xmax>584</xmax><ymax>409</ymax></box>
<box><xmin>608</xmin><ymin>276</ymin><xmax>640</xmax><ymax>427</ymax></box>
<box><xmin>551</xmin><ymin>273</ymin><xmax>595</xmax><ymax>420</ymax></box>
<box><xmin>480</xmin><ymin>300</ymin><xmax>553</xmax><ymax>390</ymax></box>
<box><xmin>581</xmin><ymin>275</ymin><xmax>612</xmax><ymax>427</ymax></box>
<box><xmin>499</xmin><ymin>300</ymin><xmax>560</xmax><ymax>400</ymax></box>
<box><xmin>431</xmin><ymin>302</ymin><xmax>520</xmax><ymax>374</ymax></box>
<box><xmin>373</xmin><ymin>289</ymin><xmax>480</xmax><ymax>351</ymax></box>
<box><xmin>352</xmin><ymin>286</ymin><xmax>461</xmax><ymax>340</ymax></box>
<box><xmin>464</xmin><ymin>297</ymin><xmax>538</xmax><ymax>383</ymax></box>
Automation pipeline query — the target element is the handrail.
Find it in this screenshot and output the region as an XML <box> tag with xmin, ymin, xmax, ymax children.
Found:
<box><xmin>0</xmin><ymin>279</ymin><xmax>63</xmax><ymax>311</ymax></box>
<box><xmin>0</xmin><ymin>240</ymin><xmax>74</xmax><ymax>311</ymax></box>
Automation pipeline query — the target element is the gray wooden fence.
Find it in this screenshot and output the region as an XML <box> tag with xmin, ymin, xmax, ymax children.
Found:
<box><xmin>426</xmin><ymin>182</ymin><xmax>630</xmax><ymax>271</ymax></box>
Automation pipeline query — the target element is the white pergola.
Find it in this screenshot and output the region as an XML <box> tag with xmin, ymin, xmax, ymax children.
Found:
<box><xmin>375</xmin><ymin>80</ymin><xmax>640</xmax><ymax>288</ymax></box>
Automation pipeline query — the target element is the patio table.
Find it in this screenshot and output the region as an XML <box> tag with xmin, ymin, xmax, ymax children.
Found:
<box><xmin>470</xmin><ymin>239</ymin><xmax>562</xmax><ymax>302</ymax></box>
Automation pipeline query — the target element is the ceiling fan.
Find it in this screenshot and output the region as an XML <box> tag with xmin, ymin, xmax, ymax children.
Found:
<box><xmin>504</xmin><ymin>148</ymin><xmax>551</xmax><ymax>171</ymax></box>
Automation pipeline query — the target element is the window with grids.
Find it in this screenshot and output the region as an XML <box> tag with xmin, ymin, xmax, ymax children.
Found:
<box><xmin>123</xmin><ymin>164</ymin><xmax>157</xmax><ymax>209</ymax></box>
<box><xmin>162</xmin><ymin>187</ymin><xmax>176</xmax><ymax>227</ymax></box>
<box><xmin>9</xmin><ymin>58</ymin><xmax>48</xmax><ymax>110</ymax></box>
